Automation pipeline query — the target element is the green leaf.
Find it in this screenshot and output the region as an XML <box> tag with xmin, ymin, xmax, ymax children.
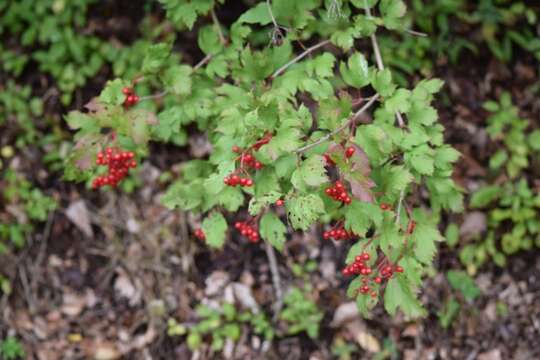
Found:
<box><xmin>142</xmin><ymin>43</ymin><xmax>171</xmax><ymax>74</ymax></box>
<box><xmin>376</xmin><ymin>165</ymin><xmax>412</xmax><ymax>197</ymax></box>
<box><xmin>371</xmin><ymin>68</ymin><xmax>396</xmax><ymax>97</ymax></box>
<box><xmin>344</xmin><ymin>201</ymin><xmax>383</xmax><ymax>236</ymax></box>
<box><xmin>528</xmin><ymin>130</ymin><xmax>540</xmax><ymax>151</ymax></box>
<box><xmin>260</xmin><ymin>212</ymin><xmax>287</xmax><ymax>250</ymax></box>
<box><xmin>385</xmin><ymin>89</ymin><xmax>411</xmax><ymax>113</ymax></box>
<box><xmin>404</xmin><ymin>145</ymin><xmax>435</xmax><ymax>176</ymax></box>
<box><xmin>291</xmin><ymin>155</ymin><xmax>328</xmax><ymax>190</ymax></box>
<box><xmin>248</xmin><ymin>191</ymin><xmax>281</xmax><ymax>215</ymax></box>
<box><xmin>237</xmin><ymin>2</ymin><xmax>272</xmax><ymax>25</ymax></box>
<box><xmin>99</xmin><ymin>79</ymin><xmax>126</xmax><ymax>106</ymax></box>
<box><xmin>162</xmin><ymin>64</ymin><xmax>192</xmax><ymax>95</ymax></box>
<box><xmin>162</xmin><ymin>181</ymin><xmax>204</xmax><ymax>210</ymax></box>
<box><xmin>217</xmin><ymin>187</ymin><xmax>244</xmax><ymax>212</ymax></box>
<box><xmin>411</xmin><ymin>220</ymin><xmax>443</xmax><ymax>264</ymax></box>
<box><xmin>380</xmin><ymin>0</ymin><xmax>407</xmax><ymax>18</ymax></box>
<box><xmin>340</xmin><ymin>52</ymin><xmax>370</xmax><ymax>88</ymax></box>
<box><xmin>198</xmin><ymin>25</ymin><xmax>223</xmax><ymax>55</ymax></box>
<box><xmin>379</xmin><ymin>219</ymin><xmax>402</xmax><ymax>258</ymax></box>
<box><xmin>470</xmin><ymin>185</ymin><xmax>502</xmax><ymax>208</ymax></box>
<box><xmin>447</xmin><ymin>270</ymin><xmax>481</xmax><ymax>301</ymax></box>
<box><xmin>384</xmin><ymin>276</ymin><xmax>426</xmax><ymax>317</ymax></box>
<box><xmin>408</xmin><ymin>104</ymin><xmax>438</xmax><ymax>126</ymax></box>
<box><xmin>354</xmin><ymin>124</ymin><xmax>394</xmax><ymax>164</ymax></box>
<box><xmin>259</xmin><ymin>127</ymin><xmax>302</xmax><ymax>160</ymax></box>
<box><xmin>445</xmin><ymin>223</ymin><xmax>460</xmax><ymax>248</ymax></box>
<box><xmin>286</xmin><ymin>194</ymin><xmax>325</xmax><ymax>230</ymax></box>
<box><xmin>202</xmin><ymin>212</ymin><xmax>228</xmax><ymax>248</ymax></box>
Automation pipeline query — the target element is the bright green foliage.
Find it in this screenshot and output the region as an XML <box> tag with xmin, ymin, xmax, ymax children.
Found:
<box><xmin>460</xmin><ymin>93</ymin><xmax>540</xmax><ymax>272</ymax></box>
<box><xmin>0</xmin><ymin>81</ymin><xmax>43</xmax><ymax>147</ymax></box>
<box><xmin>437</xmin><ymin>297</ymin><xmax>460</xmax><ymax>330</ymax></box>
<box><xmin>62</xmin><ymin>0</ymin><xmax>461</xmax><ymax>318</ymax></box>
<box><xmin>464</xmin><ymin>179</ymin><xmax>540</xmax><ymax>272</ymax></box>
<box><xmin>202</xmin><ymin>212</ymin><xmax>228</xmax><ymax>248</ymax></box>
<box><xmin>483</xmin><ymin>92</ymin><xmax>534</xmax><ymax>178</ymax></box>
<box><xmin>280</xmin><ymin>287</ymin><xmax>324</xmax><ymax>339</ymax></box>
<box><xmin>0</xmin><ymin>170</ymin><xmax>57</xmax><ymax>254</ymax></box>
<box><xmin>0</xmin><ymin>0</ymin><xmax>118</xmax><ymax>104</ymax></box>
<box><xmin>447</xmin><ymin>270</ymin><xmax>481</xmax><ymax>302</ymax></box>
<box><xmin>177</xmin><ymin>303</ymin><xmax>274</xmax><ymax>352</ymax></box>
<box><xmin>0</xmin><ymin>337</ymin><xmax>25</xmax><ymax>360</ymax></box>
<box><xmin>437</xmin><ymin>270</ymin><xmax>480</xmax><ymax>329</ymax></box>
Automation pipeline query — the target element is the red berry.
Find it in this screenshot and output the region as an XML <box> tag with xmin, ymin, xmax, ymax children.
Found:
<box><xmin>345</xmin><ymin>146</ymin><xmax>355</xmax><ymax>158</ymax></box>
<box><xmin>380</xmin><ymin>203</ymin><xmax>391</xmax><ymax>210</ymax></box>
<box><xmin>232</xmin><ymin>145</ymin><xmax>241</xmax><ymax>153</ymax></box>
<box><xmin>324</xmin><ymin>154</ymin><xmax>335</xmax><ymax>166</ymax></box>
<box><xmin>361</xmin><ymin>253</ymin><xmax>370</xmax><ymax>261</ymax></box>
<box><xmin>395</xmin><ymin>266</ymin><xmax>404</xmax><ymax>273</ymax></box>
<box><xmin>407</xmin><ymin>221</ymin><xmax>417</xmax><ymax>234</ymax></box>
<box><xmin>122</xmin><ymin>87</ymin><xmax>132</xmax><ymax>95</ymax></box>
<box><xmin>276</xmin><ymin>199</ymin><xmax>284</xmax><ymax>206</ymax></box>
<box><xmin>374</xmin><ymin>277</ymin><xmax>382</xmax><ymax>284</ymax></box>
<box><xmin>245</xmin><ymin>179</ymin><xmax>253</xmax><ymax>187</ymax></box>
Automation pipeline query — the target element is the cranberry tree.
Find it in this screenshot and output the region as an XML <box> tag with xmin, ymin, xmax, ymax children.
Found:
<box><xmin>64</xmin><ymin>0</ymin><xmax>463</xmax><ymax>317</ymax></box>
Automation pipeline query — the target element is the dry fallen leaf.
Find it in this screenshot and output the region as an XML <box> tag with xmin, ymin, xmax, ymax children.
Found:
<box><xmin>66</xmin><ymin>200</ymin><xmax>94</xmax><ymax>238</ymax></box>
<box><xmin>346</xmin><ymin>320</ymin><xmax>381</xmax><ymax>353</ymax></box>
<box><xmin>330</xmin><ymin>302</ymin><xmax>358</xmax><ymax>328</ymax></box>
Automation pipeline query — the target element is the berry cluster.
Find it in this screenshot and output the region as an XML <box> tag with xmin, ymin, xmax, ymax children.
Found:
<box><xmin>342</xmin><ymin>253</ymin><xmax>372</xmax><ymax>277</ymax></box>
<box><xmin>224</xmin><ymin>175</ymin><xmax>253</xmax><ymax>187</ymax></box>
<box><xmin>234</xmin><ymin>221</ymin><xmax>259</xmax><ymax>243</ymax></box>
<box><xmin>342</xmin><ymin>253</ymin><xmax>406</xmax><ymax>298</ymax></box>
<box><xmin>238</xmin><ymin>152</ymin><xmax>264</xmax><ymax>170</ymax></box>
<box><xmin>194</xmin><ymin>229</ymin><xmax>206</xmax><ymax>240</ymax></box>
<box><xmin>225</xmin><ymin>136</ymin><xmax>271</xmax><ymax>188</ymax></box>
<box><xmin>92</xmin><ymin>148</ymin><xmax>136</xmax><ymax>189</ymax></box>
<box><xmin>122</xmin><ymin>87</ymin><xmax>139</xmax><ymax>107</ymax></box>
<box><xmin>323</xmin><ymin>225</ymin><xmax>354</xmax><ymax>241</ymax></box>
<box><xmin>380</xmin><ymin>264</ymin><xmax>403</xmax><ymax>279</ymax></box>
<box><xmin>325</xmin><ymin>181</ymin><xmax>352</xmax><ymax>204</ymax></box>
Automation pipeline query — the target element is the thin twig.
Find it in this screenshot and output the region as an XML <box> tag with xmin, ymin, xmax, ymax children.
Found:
<box><xmin>271</xmin><ymin>39</ymin><xmax>331</xmax><ymax>79</ymax></box>
<box><xmin>194</xmin><ymin>53</ymin><xmax>213</xmax><ymax>70</ymax></box>
<box><xmin>406</xmin><ymin>29</ymin><xmax>428</xmax><ymax>37</ymax></box>
<box><xmin>139</xmin><ymin>54</ymin><xmax>212</xmax><ymax>102</ymax></box>
<box><xmin>211</xmin><ymin>9</ymin><xmax>226</xmax><ymax>45</ymax></box>
<box><xmin>139</xmin><ymin>91</ymin><xmax>168</xmax><ymax>102</ymax></box>
<box><xmin>395</xmin><ymin>188</ymin><xmax>405</xmax><ymax>225</ymax></box>
<box><xmin>365</xmin><ymin>1</ymin><xmax>404</xmax><ymax>128</ymax></box>
<box><xmin>264</xmin><ymin>241</ymin><xmax>283</xmax><ymax>319</ymax></box>
<box><xmin>294</xmin><ymin>94</ymin><xmax>380</xmax><ymax>153</ymax></box>
<box><xmin>266</xmin><ymin>0</ymin><xmax>280</xmax><ymax>32</ymax></box>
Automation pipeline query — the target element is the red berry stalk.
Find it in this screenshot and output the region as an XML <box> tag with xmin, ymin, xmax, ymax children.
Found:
<box><xmin>92</xmin><ymin>148</ymin><xmax>136</xmax><ymax>189</ymax></box>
